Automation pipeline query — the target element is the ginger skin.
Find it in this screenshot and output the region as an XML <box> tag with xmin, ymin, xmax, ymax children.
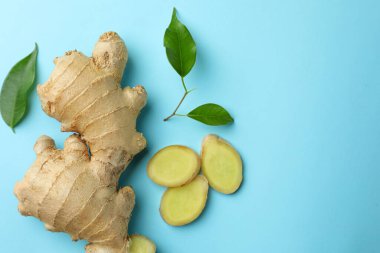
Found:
<box><xmin>14</xmin><ymin>32</ymin><xmax>147</xmax><ymax>253</ymax></box>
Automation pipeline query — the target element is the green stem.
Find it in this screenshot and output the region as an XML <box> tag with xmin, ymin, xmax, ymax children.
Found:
<box><xmin>163</xmin><ymin>77</ymin><xmax>191</xmax><ymax>121</ymax></box>
<box><xmin>181</xmin><ymin>76</ymin><xmax>188</xmax><ymax>92</ymax></box>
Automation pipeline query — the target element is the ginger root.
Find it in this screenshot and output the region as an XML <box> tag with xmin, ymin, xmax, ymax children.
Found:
<box><xmin>14</xmin><ymin>32</ymin><xmax>147</xmax><ymax>253</ymax></box>
<box><xmin>147</xmin><ymin>145</ymin><xmax>200</xmax><ymax>187</ymax></box>
<box><xmin>201</xmin><ymin>134</ymin><xmax>242</xmax><ymax>194</ymax></box>
<box><xmin>160</xmin><ymin>175</ymin><xmax>209</xmax><ymax>226</ymax></box>
<box><xmin>129</xmin><ymin>235</ymin><xmax>156</xmax><ymax>253</ymax></box>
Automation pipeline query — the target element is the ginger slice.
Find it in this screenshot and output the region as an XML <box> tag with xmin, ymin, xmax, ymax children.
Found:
<box><xmin>129</xmin><ymin>235</ymin><xmax>156</xmax><ymax>253</ymax></box>
<box><xmin>147</xmin><ymin>145</ymin><xmax>200</xmax><ymax>187</ymax></box>
<box><xmin>201</xmin><ymin>134</ymin><xmax>243</xmax><ymax>194</ymax></box>
<box><xmin>160</xmin><ymin>175</ymin><xmax>208</xmax><ymax>226</ymax></box>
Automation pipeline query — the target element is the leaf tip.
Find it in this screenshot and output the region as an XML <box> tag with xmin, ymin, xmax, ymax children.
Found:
<box><xmin>171</xmin><ymin>7</ymin><xmax>178</xmax><ymax>21</ymax></box>
<box><xmin>33</xmin><ymin>43</ymin><xmax>39</xmax><ymax>58</ymax></box>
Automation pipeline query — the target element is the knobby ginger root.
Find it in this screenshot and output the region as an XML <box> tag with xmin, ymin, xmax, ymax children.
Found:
<box><xmin>129</xmin><ymin>235</ymin><xmax>156</xmax><ymax>253</ymax></box>
<box><xmin>201</xmin><ymin>134</ymin><xmax>243</xmax><ymax>194</ymax></box>
<box><xmin>147</xmin><ymin>145</ymin><xmax>200</xmax><ymax>187</ymax></box>
<box><xmin>160</xmin><ymin>175</ymin><xmax>209</xmax><ymax>226</ymax></box>
<box><xmin>14</xmin><ymin>32</ymin><xmax>147</xmax><ymax>253</ymax></box>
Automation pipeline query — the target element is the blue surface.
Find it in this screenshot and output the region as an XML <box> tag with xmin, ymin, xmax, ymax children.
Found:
<box><xmin>1</xmin><ymin>0</ymin><xmax>380</xmax><ymax>252</ymax></box>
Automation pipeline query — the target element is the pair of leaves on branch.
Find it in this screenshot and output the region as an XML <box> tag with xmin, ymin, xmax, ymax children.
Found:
<box><xmin>163</xmin><ymin>8</ymin><xmax>233</xmax><ymax>126</ymax></box>
<box><xmin>0</xmin><ymin>45</ymin><xmax>38</xmax><ymax>132</ymax></box>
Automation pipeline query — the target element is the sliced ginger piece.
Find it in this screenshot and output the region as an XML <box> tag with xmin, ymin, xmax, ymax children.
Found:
<box><xmin>160</xmin><ymin>175</ymin><xmax>208</xmax><ymax>226</ymax></box>
<box><xmin>201</xmin><ymin>134</ymin><xmax>243</xmax><ymax>194</ymax></box>
<box><xmin>147</xmin><ymin>145</ymin><xmax>200</xmax><ymax>187</ymax></box>
<box><xmin>129</xmin><ymin>235</ymin><xmax>156</xmax><ymax>253</ymax></box>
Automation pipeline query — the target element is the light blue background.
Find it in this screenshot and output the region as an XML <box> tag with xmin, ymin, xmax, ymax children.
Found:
<box><xmin>0</xmin><ymin>0</ymin><xmax>379</xmax><ymax>252</ymax></box>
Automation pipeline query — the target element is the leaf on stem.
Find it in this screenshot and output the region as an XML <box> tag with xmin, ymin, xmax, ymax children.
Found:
<box><xmin>187</xmin><ymin>103</ymin><xmax>234</xmax><ymax>126</ymax></box>
<box><xmin>164</xmin><ymin>8</ymin><xmax>196</xmax><ymax>77</ymax></box>
<box><xmin>0</xmin><ymin>44</ymin><xmax>38</xmax><ymax>130</ymax></box>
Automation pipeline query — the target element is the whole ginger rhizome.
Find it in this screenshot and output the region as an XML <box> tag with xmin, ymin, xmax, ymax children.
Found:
<box><xmin>14</xmin><ymin>32</ymin><xmax>147</xmax><ymax>253</ymax></box>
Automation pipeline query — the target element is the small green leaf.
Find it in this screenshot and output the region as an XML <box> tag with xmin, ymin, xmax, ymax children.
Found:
<box><xmin>164</xmin><ymin>8</ymin><xmax>196</xmax><ymax>77</ymax></box>
<box><xmin>187</xmin><ymin>103</ymin><xmax>234</xmax><ymax>126</ymax></box>
<box><xmin>0</xmin><ymin>44</ymin><xmax>38</xmax><ymax>130</ymax></box>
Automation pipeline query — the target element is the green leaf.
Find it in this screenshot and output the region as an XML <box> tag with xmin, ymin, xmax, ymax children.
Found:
<box><xmin>187</xmin><ymin>103</ymin><xmax>234</xmax><ymax>126</ymax></box>
<box><xmin>164</xmin><ymin>8</ymin><xmax>196</xmax><ymax>77</ymax></box>
<box><xmin>0</xmin><ymin>44</ymin><xmax>38</xmax><ymax>130</ymax></box>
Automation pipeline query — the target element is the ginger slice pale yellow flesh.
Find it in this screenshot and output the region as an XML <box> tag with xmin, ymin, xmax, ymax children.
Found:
<box><xmin>160</xmin><ymin>175</ymin><xmax>208</xmax><ymax>226</ymax></box>
<box><xmin>147</xmin><ymin>145</ymin><xmax>200</xmax><ymax>187</ymax></box>
<box><xmin>129</xmin><ymin>235</ymin><xmax>156</xmax><ymax>253</ymax></box>
<box><xmin>201</xmin><ymin>134</ymin><xmax>243</xmax><ymax>194</ymax></box>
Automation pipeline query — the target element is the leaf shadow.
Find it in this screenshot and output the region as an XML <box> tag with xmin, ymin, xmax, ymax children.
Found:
<box><xmin>189</xmin><ymin>36</ymin><xmax>213</xmax><ymax>88</ymax></box>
